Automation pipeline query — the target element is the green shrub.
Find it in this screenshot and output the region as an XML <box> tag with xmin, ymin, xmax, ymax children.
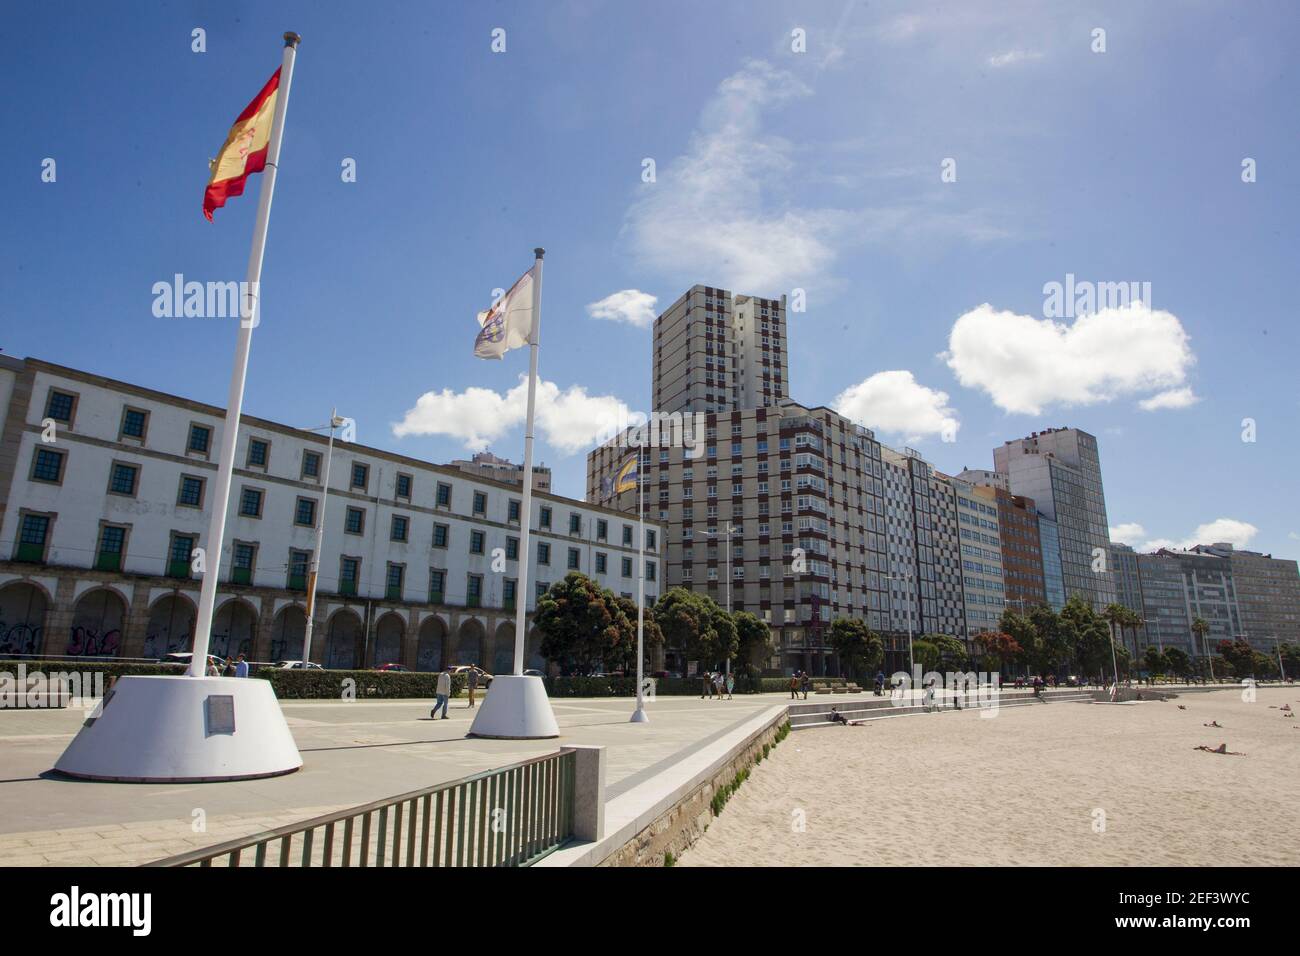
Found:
<box><xmin>256</xmin><ymin>668</ymin><xmax>466</xmax><ymax>700</ymax></box>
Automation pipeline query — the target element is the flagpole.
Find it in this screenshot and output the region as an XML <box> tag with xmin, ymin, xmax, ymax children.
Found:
<box><xmin>189</xmin><ymin>32</ymin><xmax>301</xmax><ymax>678</ymax></box>
<box><xmin>632</xmin><ymin>444</ymin><xmax>648</xmax><ymax>722</ymax></box>
<box><xmin>512</xmin><ymin>248</ymin><xmax>545</xmax><ymax>676</ymax></box>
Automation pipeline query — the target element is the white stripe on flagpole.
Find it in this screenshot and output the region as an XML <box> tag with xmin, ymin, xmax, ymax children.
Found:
<box><xmin>190</xmin><ymin>33</ymin><xmax>301</xmax><ymax>678</ymax></box>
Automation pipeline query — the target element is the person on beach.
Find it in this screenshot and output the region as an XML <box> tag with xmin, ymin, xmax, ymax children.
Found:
<box><xmin>829</xmin><ymin>706</ymin><xmax>848</xmax><ymax>725</ymax></box>
<box><xmin>431</xmin><ymin>667</ymin><xmax>451</xmax><ymax>719</ymax></box>
<box><xmin>924</xmin><ymin>677</ymin><xmax>937</xmax><ymax>712</ymax></box>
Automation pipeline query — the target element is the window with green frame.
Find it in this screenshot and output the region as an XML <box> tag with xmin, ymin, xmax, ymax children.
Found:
<box><xmin>16</xmin><ymin>514</ymin><xmax>50</xmax><ymax>563</ymax></box>
<box><xmin>232</xmin><ymin>542</ymin><xmax>256</xmax><ymax>585</ymax></box>
<box><xmin>385</xmin><ymin>563</ymin><xmax>404</xmax><ymax>601</ymax></box>
<box><xmin>96</xmin><ymin>525</ymin><xmax>126</xmax><ymax>572</ymax></box>
<box><xmin>288</xmin><ymin>550</ymin><xmax>310</xmax><ymax>590</ymax></box>
<box><xmin>466</xmin><ymin>574</ymin><xmax>482</xmax><ymax>607</ymax></box>
<box><xmin>429</xmin><ymin>568</ymin><xmax>445</xmax><ymax>603</ymax></box>
<box><xmin>167</xmin><ymin>534</ymin><xmax>195</xmax><ymax>578</ymax></box>
<box><xmin>339</xmin><ymin>556</ymin><xmax>359</xmax><ymax>595</ymax></box>
<box><xmin>503</xmin><ymin>578</ymin><xmax>516</xmax><ymax>610</ymax></box>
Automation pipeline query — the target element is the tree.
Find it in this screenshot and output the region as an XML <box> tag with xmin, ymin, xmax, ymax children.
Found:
<box><xmin>973</xmin><ymin>630</ymin><xmax>1021</xmax><ymax>674</ymax></box>
<box><xmin>1028</xmin><ymin>604</ymin><xmax>1072</xmax><ymax>677</ymax></box>
<box><xmin>1215</xmin><ymin>638</ymin><xmax>1256</xmax><ymax>679</ymax></box>
<box><xmin>535</xmin><ymin>572</ymin><xmax>625</xmax><ymax>675</ymax></box>
<box><xmin>999</xmin><ymin>609</ymin><xmax>1037</xmax><ymax>674</ymax></box>
<box><xmin>611</xmin><ymin>594</ymin><xmax>664</xmax><ymax>674</ymax></box>
<box><xmin>654</xmin><ymin>588</ymin><xmax>737</xmax><ymax>673</ymax></box>
<box><xmin>1191</xmin><ymin>618</ymin><xmax>1211</xmax><ymax>669</ymax></box>
<box><xmin>828</xmin><ymin>617</ymin><xmax>884</xmax><ymax>680</ymax></box>
<box><xmin>732</xmin><ymin>611</ymin><xmax>774</xmax><ymax>691</ymax></box>
<box><xmin>924</xmin><ymin>633</ymin><xmax>967</xmax><ymax>671</ymax></box>
<box><xmin>1143</xmin><ymin>645</ymin><xmax>1168</xmax><ymax>675</ymax></box>
<box><xmin>1064</xmin><ymin>595</ymin><xmax>1113</xmax><ymax>678</ymax></box>
<box><xmin>1163</xmin><ymin>646</ymin><xmax>1191</xmax><ymax>679</ymax></box>
<box><xmin>1280</xmin><ymin>642</ymin><xmax>1300</xmax><ymax>678</ymax></box>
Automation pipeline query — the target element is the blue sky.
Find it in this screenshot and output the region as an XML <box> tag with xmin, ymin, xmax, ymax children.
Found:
<box><xmin>3</xmin><ymin>1</ymin><xmax>1298</xmax><ymax>559</ymax></box>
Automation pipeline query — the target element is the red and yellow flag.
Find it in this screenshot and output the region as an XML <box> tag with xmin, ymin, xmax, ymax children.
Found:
<box><xmin>203</xmin><ymin>68</ymin><xmax>281</xmax><ymax>221</ymax></box>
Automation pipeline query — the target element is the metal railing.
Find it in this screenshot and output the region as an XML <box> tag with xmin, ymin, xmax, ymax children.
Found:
<box><xmin>147</xmin><ymin>749</ymin><xmax>577</xmax><ymax>868</ymax></box>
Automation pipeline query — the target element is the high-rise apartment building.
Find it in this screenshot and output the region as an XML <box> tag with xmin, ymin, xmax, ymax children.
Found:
<box><xmin>951</xmin><ymin>478</ymin><xmax>1005</xmax><ymax>637</ymax></box>
<box><xmin>651</xmin><ymin>285</ymin><xmax>788</xmax><ymax>416</ymax></box>
<box><xmin>993</xmin><ymin>428</ymin><xmax>1116</xmax><ymax>611</ymax></box>
<box><xmin>447</xmin><ymin>450</ymin><xmax>551</xmax><ymax>492</ymax></box>
<box><xmin>1135</xmin><ymin>548</ymin><xmax>1241</xmax><ymax>656</ymax></box>
<box><xmin>1191</xmin><ymin>543</ymin><xmax>1300</xmax><ymax>649</ymax></box>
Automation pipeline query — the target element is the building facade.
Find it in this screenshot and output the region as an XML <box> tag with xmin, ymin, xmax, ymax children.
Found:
<box><xmin>993</xmin><ymin>428</ymin><xmax>1116</xmax><ymax>612</ymax></box>
<box><xmin>447</xmin><ymin>450</ymin><xmax>551</xmax><ymax>492</ymax></box>
<box><xmin>1192</xmin><ymin>543</ymin><xmax>1300</xmax><ymax>649</ymax></box>
<box><xmin>0</xmin><ymin>357</ymin><xmax>659</xmax><ymax>670</ymax></box>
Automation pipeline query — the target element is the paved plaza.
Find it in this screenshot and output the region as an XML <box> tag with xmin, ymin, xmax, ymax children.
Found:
<box><xmin>0</xmin><ymin>691</ymin><xmax>781</xmax><ymax>866</ymax></box>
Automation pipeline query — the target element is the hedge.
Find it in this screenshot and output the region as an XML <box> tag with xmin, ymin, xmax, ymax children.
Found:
<box><xmin>255</xmin><ymin>668</ymin><xmax>467</xmax><ymax>700</ymax></box>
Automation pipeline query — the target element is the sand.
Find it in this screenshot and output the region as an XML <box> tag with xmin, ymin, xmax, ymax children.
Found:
<box><xmin>680</xmin><ymin>686</ymin><xmax>1300</xmax><ymax>866</ymax></box>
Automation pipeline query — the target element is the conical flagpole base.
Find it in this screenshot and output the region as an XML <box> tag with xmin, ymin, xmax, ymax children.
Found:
<box><xmin>629</xmin><ymin>706</ymin><xmax>649</xmax><ymax>723</ymax></box>
<box><xmin>466</xmin><ymin>674</ymin><xmax>559</xmax><ymax>739</ymax></box>
<box><xmin>53</xmin><ymin>675</ymin><xmax>302</xmax><ymax>782</ymax></box>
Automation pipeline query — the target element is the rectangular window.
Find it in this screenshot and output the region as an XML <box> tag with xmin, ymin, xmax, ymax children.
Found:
<box><xmin>351</xmin><ymin>462</ymin><xmax>369</xmax><ymax>490</ymax></box>
<box><xmin>473</xmin><ymin>491</ymin><xmax>487</xmax><ymax>515</ymax></box>
<box><xmin>339</xmin><ymin>556</ymin><xmax>359</xmax><ymax>595</ymax></box>
<box><xmin>288</xmin><ymin>549</ymin><xmax>310</xmax><ymax>590</ymax></box>
<box><xmin>567</xmin><ymin>547</ymin><xmax>580</xmax><ymax>570</ymax></box>
<box><xmin>597</xmin><ymin>519</ymin><xmax>608</xmax><ymax>541</ymax></box>
<box><xmin>470</xmin><ymin>530</ymin><xmax>485</xmax><ymax>554</ymax></box>
<box><xmin>622</xmin><ymin>525</ymin><xmax>633</xmax><ymax>546</ymax></box>
<box><xmin>433</xmin><ymin>523</ymin><xmax>449</xmax><ymax>548</ymax></box>
<box><xmin>108</xmin><ymin>462</ymin><xmax>138</xmax><ymax>496</ymax></box>
<box><xmin>32</xmin><ymin>448</ymin><xmax>64</xmax><ymax>483</ymax></box>
<box><xmin>97</xmin><ymin>525</ymin><xmax>126</xmax><ymax>572</ymax></box>
<box><xmin>430</xmin><ymin>568</ymin><xmax>445</xmax><ymax>602</ymax></box>
<box><xmin>503</xmin><ymin>578</ymin><xmax>517</xmax><ymax>610</ymax></box>
<box><xmin>646</xmin><ymin>529</ymin><xmax>657</xmax><ymax>550</ymax></box>
<box><xmin>395</xmin><ymin>473</ymin><xmax>412</xmax><ymax>499</ymax></box>
<box><xmin>45</xmin><ymin>390</ymin><xmax>76</xmax><ymax>423</ymax></box>
<box><xmin>508</xmin><ymin>499</ymin><xmax>521</xmax><ymax>522</ymax></box>
<box><xmin>538</xmin><ymin>542</ymin><xmax>551</xmax><ymax>565</ymax></box>
<box><xmin>595</xmin><ymin>552</ymin><xmax>607</xmax><ymax>574</ymax></box>
<box><xmin>246</xmin><ymin>438</ymin><xmax>269</xmax><ymax>468</ymax></box>
<box><xmin>390</xmin><ymin>515</ymin><xmax>409</xmax><ymax>542</ymax></box>
<box><xmin>568</xmin><ymin>513</ymin><xmax>581</xmax><ymax>534</ymax></box>
<box><xmin>539</xmin><ymin>506</ymin><xmax>552</xmax><ymax>529</ymax></box>
<box><xmin>345</xmin><ymin>507</ymin><xmax>365</xmax><ymax>534</ymax></box>
<box><xmin>120</xmin><ymin>407</ymin><xmax>148</xmax><ymax>440</ymax></box>
<box><xmin>466</xmin><ymin>573</ymin><xmax>483</xmax><ymax>607</ymax></box>
<box><xmin>239</xmin><ymin>487</ymin><xmax>264</xmax><ymax>518</ymax></box>
<box><xmin>232</xmin><ymin>542</ymin><xmax>256</xmax><ymax>585</ymax></box>
<box><xmin>506</xmin><ymin>536</ymin><xmax>519</xmax><ymax>560</ymax></box>
<box><xmin>386</xmin><ymin>563</ymin><xmax>404</xmax><ymax>601</ymax></box>
<box><xmin>295</xmin><ymin>497</ymin><xmax>317</xmax><ymax>527</ymax></box>
<box><xmin>621</xmin><ymin>557</ymin><xmax>633</xmax><ymax>577</ymax></box>
<box><xmin>16</xmin><ymin>514</ymin><xmax>50</xmax><ymax>562</ymax></box>
<box><xmin>168</xmin><ymin>533</ymin><xmax>195</xmax><ymax>579</ymax></box>
<box><xmin>536</xmin><ymin>582</ymin><xmax>548</xmax><ymax>601</ymax></box>
<box><xmin>301</xmin><ymin>450</ymin><xmax>321</xmax><ymax>479</ymax></box>
<box><xmin>647</xmin><ymin>561</ymin><xmax>656</xmax><ymax>582</ymax></box>
<box><xmin>436</xmin><ymin>482</ymin><xmax>452</xmax><ymax>507</ymax></box>
<box><xmin>178</xmin><ymin>475</ymin><xmax>205</xmax><ymax>508</ymax></box>
<box><xmin>188</xmin><ymin>424</ymin><xmax>212</xmax><ymax>454</ymax></box>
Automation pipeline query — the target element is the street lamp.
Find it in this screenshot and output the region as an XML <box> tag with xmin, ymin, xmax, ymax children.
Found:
<box><xmin>723</xmin><ymin>520</ymin><xmax>740</xmax><ymax>682</ymax></box>
<box><xmin>301</xmin><ymin>409</ymin><xmax>346</xmax><ymax>669</ymax></box>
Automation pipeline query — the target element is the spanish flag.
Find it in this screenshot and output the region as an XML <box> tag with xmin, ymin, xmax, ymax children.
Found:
<box><xmin>203</xmin><ymin>68</ymin><xmax>281</xmax><ymax>221</ymax></box>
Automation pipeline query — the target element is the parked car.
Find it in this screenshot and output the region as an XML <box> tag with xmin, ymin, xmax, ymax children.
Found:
<box><xmin>374</xmin><ymin>663</ymin><xmax>409</xmax><ymax>672</ymax></box>
<box><xmin>522</xmin><ymin>668</ymin><xmax>545</xmax><ymax>678</ymax></box>
<box><xmin>449</xmin><ymin>665</ymin><xmax>493</xmax><ymax>687</ymax></box>
<box><xmin>273</xmin><ymin>660</ymin><xmax>324</xmax><ymax>670</ymax></box>
<box><xmin>651</xmin><ymin>670</ymin><xmax>681</xmax><ymax>680</ymax></box>
<box><xmin>159</xmin><ymin>652</ymin><xmax>225</xmax><ymax>670</ymax></box>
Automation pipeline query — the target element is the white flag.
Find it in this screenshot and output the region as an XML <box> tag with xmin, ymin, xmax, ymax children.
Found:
<box><xmin>474</xmin><ymin>268</ymin><xmax>535</xmax><ymax>359</ymax></box>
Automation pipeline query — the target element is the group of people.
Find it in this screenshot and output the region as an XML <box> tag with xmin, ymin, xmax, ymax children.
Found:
<box><xmin>701</xmin><ymin>670</ymin><xmax>735</xmax><ymax>699</ymax></box>
<box><xmin>204</xmin><ymin>653</ymin><xmax>249</xmax><ymax>678</ymax></box>
<box><xmin>788</xmin><ymin>670</ymin><xmax>812</xmax><ymax>699</ymax></box>
<box><xmin>430</xmin><ymin>663</ymin><xmax>482</xmax><ymax>719</ymax></box>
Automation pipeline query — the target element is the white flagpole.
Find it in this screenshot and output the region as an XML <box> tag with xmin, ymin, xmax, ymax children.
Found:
<box><xmin>189</xmin><ymin>32</ymin><xmax>301</xmax><ymax>678</ymax></box>
<box><xmin>632</xmin><ymin>446</ymin><xmax>648</xmax><ymax>722</ymax></box>
<box><xmin>512</xmin><ymin>248</ymin><xmax>545</xmax><ymax>675</ymax></box>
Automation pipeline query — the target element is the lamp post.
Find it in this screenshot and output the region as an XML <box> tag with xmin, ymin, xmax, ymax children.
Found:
<box><xmin>301</xmin><ymin>410</ymin><xmax>346</xmax><ymax>669</ymax></box>
<box><xmin>1275</xmin><ymin>636</ymin><xmax>1286</xmax><ymax>682</ymax></box>
<box><xmin>724</xmin><ymin>520</ymin><xmax>739</xmax><ymax>681</ymax></box>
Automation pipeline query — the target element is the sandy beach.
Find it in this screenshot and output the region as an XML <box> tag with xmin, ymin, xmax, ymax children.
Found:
<box><xmin>681</xmin><ymin>686</ymin><xmax>1300</xmax><ymax>867</ymax></box>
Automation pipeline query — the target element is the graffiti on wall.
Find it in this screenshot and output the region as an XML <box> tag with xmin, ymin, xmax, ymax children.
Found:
<box><xmin>0</xmin><ymin>622</ymin><xmax>43</xmax><ymax>656</ymax></box>
<box><xmin>66</xmin><ymin>626</ymin><xmax>121</xmax><ymax>657</ymax></box>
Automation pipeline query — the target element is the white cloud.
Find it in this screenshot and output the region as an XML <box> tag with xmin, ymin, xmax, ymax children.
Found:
<box><xmin>833</xmin><ymin>370</ymin><xmax>960</xmax><ymax>443</ymax></box>
<box><xmin>942</xmin><ymin>302</ymin><xmax>1196</xmax><ymax>415</ymax></box>
<box><xmin>587</xmin><ymin>289</ymin><xmax>658</xmax><ymax>328</ymax></box>
<box><xmin>1142</xmin><ymin>518</ymin><xmax>1259</xmax><ymax>552</ymax></box>
<box><xmin>624</xmin><ymin>59</ymin><xmax>849</xmax><ymax>293</ymax></box>
<box><xmin>988</xmin><ymin>50</ymin><xmax>1043</xmax><ymax>68</ymax></box>
<box><xmin>1139</xmin><ymin>386</ymin><xmax>1200</xmax><ymax>411</ymax></box>
<box><xmin>392</xmin><ymin>376</ymin><xmax>630</xmax><ymax>455</ymax></box>
<box><xmin>1109</xmin><ymin>523</ymin><xmax>1146</xmax><ymax>545</ymax></box>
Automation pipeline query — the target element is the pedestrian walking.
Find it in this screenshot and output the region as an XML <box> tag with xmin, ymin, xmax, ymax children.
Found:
<box><xmin>789</xmin><ymin>673</ymin><xmax>799</xmax><ymax>700</ymax></box>
<box><xmin>874</xmin><ymin>670</ymin><xmax>885</xmax><ymax>696</ymax></box>
<box><xmin>431</xmin><ymin>667</ymin><xmax>451</xmax><ymax>719</ymax></box>
<box><xmin>726</xmin><ymin>672</ymin><xmax>735</xmax><ymax>699</ymax></box>
<box><xmin>466</xmin><ymin>664</ymin><xmax>480</xmax><ymax>708</ymax></box>
<box><xmin>801</xmin><ymin>671</ymin><xmax>811</xmax><ymax>700</ymax></box>
<box><xmin>234</xmin><ymin>654</ymin><xmax>249</xmax><ymax>679</ymax></box>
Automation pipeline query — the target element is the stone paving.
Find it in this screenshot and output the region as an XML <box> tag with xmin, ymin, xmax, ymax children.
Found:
<box><xmin>0</xmin><ymin>691</ymin><xmax>781</xmax><ymax>866</ymax></box>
